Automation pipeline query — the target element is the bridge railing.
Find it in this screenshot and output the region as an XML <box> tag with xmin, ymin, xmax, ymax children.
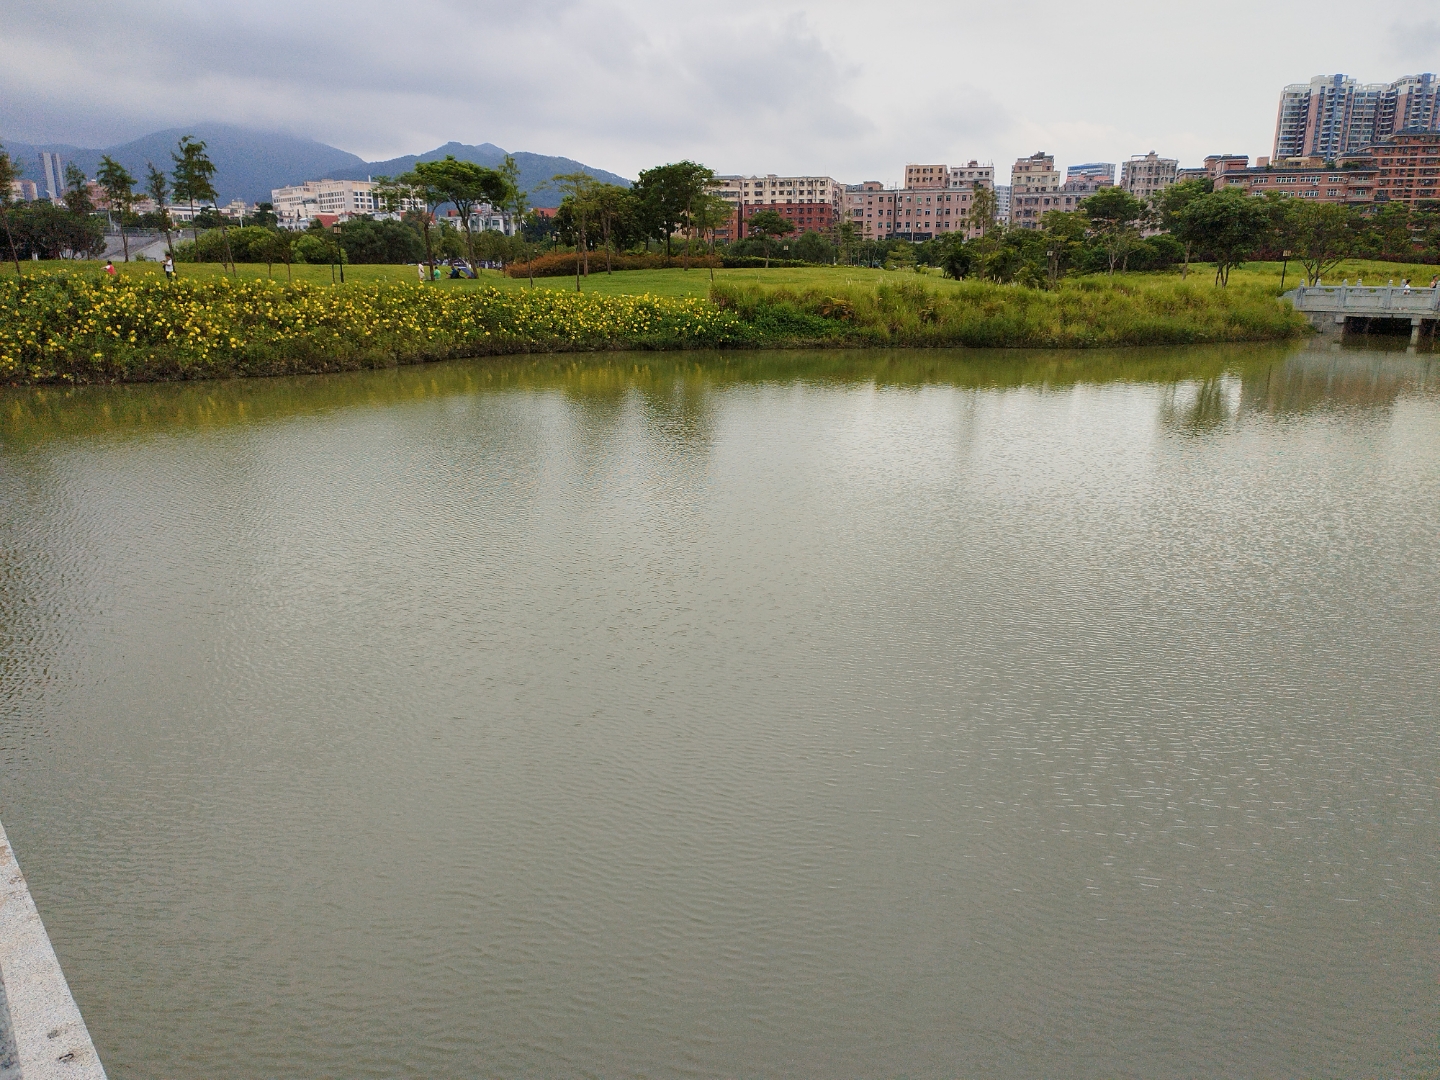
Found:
<box><xmin>1292</xmin><ymin>285</ymin><xmax>1440</xmax><ymax>315</ymax></box>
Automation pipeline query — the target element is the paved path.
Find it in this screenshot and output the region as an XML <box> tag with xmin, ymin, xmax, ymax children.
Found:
<box><xmin>0</xmin><ymin>819</ymin><xmax>105</xmax><ymax>1080</ymax></box>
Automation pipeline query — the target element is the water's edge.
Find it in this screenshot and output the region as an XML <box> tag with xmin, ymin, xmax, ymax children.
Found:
<box><xmin>0</xmin><ymin>819</ymin><xmax>105</xmax><ymax>1079</ymax></box>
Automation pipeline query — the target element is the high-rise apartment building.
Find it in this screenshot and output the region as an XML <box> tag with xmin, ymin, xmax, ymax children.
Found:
<box><xmin>37</xmin><ymin>152</ymin><xmax>64</xmax><ymax>202</ymax></box>
<box><xmin>1274</xmin><ymin>73</ymin><xmax>1440</xmax><ymax>161</ymax></box>
<box><xmin>1065</xmin><ymin>162</ymin><xmax>1115</xmax><ymax>191</ymax></box>
<box><xmin>995</xmin><ymin>185</ymin><xmax>1011</xmax><ymax>219</ymax></box>
<box><xmin>1009</xmin><ymin>152</ymin><xmax>1061</xmax><ymax>229</ymax></box>
<box><xmin>1120</xmin><ymin>152</ymin><xmax>1179</xmax><ymax>202</ymax></box>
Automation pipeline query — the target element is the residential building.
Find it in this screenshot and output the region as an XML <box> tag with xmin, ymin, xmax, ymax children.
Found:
<box><xmin>1066</xmin><ymin>162</ymin><xmax>1115</xmax><ymax>186</ymax></box>
<box><xmin>947</xmin><ymin>161</ymin><xmax>994</xmax><ymax>189</ymax></box>
<box><xmin>904</xmin><ymin>164</ymin><xmax>948</xmax><ymax>189</ymax></box>
<box><xmin>1121</xmin><ymin>152</ymin><xmax>1178</xmax><ymax>202</ymax></box>
<box><xmin>1061</xmin><ymin>163</ymin><xmax>1114</xmax><ymax>201</ymax></box>
<box><xmin>443</xmin><ymin>204</ymin><xmax>514</xmax><ymax>235</ymax></box>
<box><xmin>1274</xmin><ymin>73</ymin><xmax>1440</xmax><ymax>162</ymax></box>
<box><xmin>738</xmin><ymin>199</ymin><xmax>840</xmax><ymax>240</ymax></box>
<box><xmin>271</xmin><ymin>178</ymin><xmax>386</xmax><ymax>227</ymax></box>
<box><xmin>841</xmin><ymin>161</ymin><xmax>995</xmax><ymax>242</ymax></box>
<box><xmin>994</xmin><ymin>185</ymin><xmax>1010</xmax><ymax>219</ymax></box>
<box><xmin>843</xmin><ymin>182</ymin><xmax>902</xmax><ymax>240</ymax></box>
<box><xmin>1202</xmin><ymin>154</ymin><xmax>1250</xmax><ymax>179</ymax></box>
<box><xmin>37</xmin><ymin>152</ymin><xmax>63</xmax><ymax>202</ymax></box>
<box><xmin>1211</xmin><ymin>155</ymin><xmax>1377</xmax><ymax>207</ymax></box>
<box><xmin>1009</xmin><ymin>152</ymin><xmax>1061</xmax><ymax>229</ymax></box>
<box><xmin>710</xmin><ymin>174</ymin><xmax>843</xmax><ymax>241</ymax></box>
<box><xmin>1362</xmin><ymin>130</ymin><xmax>1440</xmax><ymax>208</ymax></box>
<box><xmin>9</xmin><ymin>179</ymin><xmax>39</xmax><ymax>202</ymax></box>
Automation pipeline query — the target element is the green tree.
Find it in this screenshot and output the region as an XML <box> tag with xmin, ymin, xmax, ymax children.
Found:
<box><xmin>551</xmin><ymin>172</ymin><xmax>597</xmax><ymax>290</ymax></box>
<box><xmin>96</xmin><ymin>155</ymin><xmax>137</xmax><ymax>262</ymax></box>
<box><xmin>634</xmin><ymin>161</ymin><xmax>711</xmax><ymax>255</ymax></box>
<box><xmin>1280</xmin><ymin>200</ymin><xmax>1355</xmax><ymax>285</ymax></box>
<box><xmin>252</xmin><ymin>202</ymin><xmax>278</xmax><ymax>228</ymax></box>
<box><xmin>8</xmin><ymin>201</ymin><xmax>104</xmax><ymax>259</ymax></box>
<box><xmin>413</xmin><ymin>155</ymin><xmax>508</xmax><ymax>274</ymax></box>
<box><xmin>936</xmin><ymin>233</ymin><xmax>972</xmax><ymax>279</ymax></box>
<box><xmin>264</xmin><ymin>228</ymin><xmax>292</xmax><ymax>279</ymax></box>
<box><xmin>336</xmin><ymin>216</ymin><xmax>425</xmax><ymax>264</ymax></box>
<box><xmin>379</xmin><ymin>172</ymin><xmax>442</xmax><ymax>279</ymax></box>
<box><xmin>1155</xmin><ymin>177</ymin><xmax>1213</xmax><ymax>278</ymax></box>
<box><xmin>836</xmin><ymin>220</ymin><xmax>860</xmax><ymax>265</ymax></box>
<box><xmin>499</xmin><ymin>154</ymin><xmax>537</xmax><ymax>285</ymax></box>
<box><xmin>745</xmin><ymin>208</ymin><xmax>795</xmax><ymax>268</ymax></box>
<box><xmin>792</xmin><ymin>229</ymin><xmax>837</xmax><ymax>264</ymax></box>
<box><xmin>0</xmin><ymin>144</ymin><xmax>22</xmax><ymax>273</ymax></box>
<box><xmin>145</xmin><ymin>162</ymin><xmax>174</xmax><ymax>258</ymax></box>
<box><xmin>674</xmin><ymin>164</ymin><xmax>717</xmax><ymax>269</ymax></box>
<box><xmin>586</xmin><ymin>183</ymin><xmax>638</xmax><ymax>274</ymax></box>
<box><xmin>1081</xmin><ymin>187</ymin><xmax>1149</xmax><ymax>274</ymax></box>
<box><xmin>63</xmin><ymin>163</ymin><xmax>93</xmax><ymax>217</ymax></box>
<box><xmin>1040</xmin><ymin>209</ymin><xmax>1088</xmax><ymax>289</ymax></box>
<box><xmin>969</xmin><ymin>185</ymin><xmax>998</xmax><ymax>237</ymax></box>
<box><xmin>171</xmin><ymin>135</ymin><xmax>233</xmax><ymax>272</ymax></box>
<box><xmin>1363</xmin><ymin>201</ymin><xmax>1414</xmax><ymax>261</ymax></box>
<box><xmin>1179</xmin><ymin>188</ymin><xmax>1272</xmax><ymax>285</ymax></box>
<box><xmin>687</xmin><ymin>190</ymin><xmax>733</xmax><ymax>280</ymax></box>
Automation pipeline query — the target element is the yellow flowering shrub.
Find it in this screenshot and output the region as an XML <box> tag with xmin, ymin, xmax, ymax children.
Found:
<box><xmin>0</xmin><ymin>272</ymin><xmax>747</xmax><ymax>383</ymax></box>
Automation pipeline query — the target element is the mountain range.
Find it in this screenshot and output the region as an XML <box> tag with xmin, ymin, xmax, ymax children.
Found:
<box><xmin>0</xmin><ymin>123</ymin><xmax>631</xmax><ymax>207</ymax></box>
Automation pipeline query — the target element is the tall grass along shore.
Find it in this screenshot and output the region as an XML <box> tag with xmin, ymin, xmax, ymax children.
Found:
<box><xmin>0</xmin><ymin>269</ymin><xmax>1307</xmax><ymax>384</ymax></box>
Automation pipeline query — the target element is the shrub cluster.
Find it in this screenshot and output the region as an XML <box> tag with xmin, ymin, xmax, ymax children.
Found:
<box><xmin>0</xmin><ymin>272</ymin><xmax>746</xmax><ymax>383</ymax></box>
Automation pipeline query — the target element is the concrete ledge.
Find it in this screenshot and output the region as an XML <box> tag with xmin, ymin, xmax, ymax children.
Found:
<box><xmin>0</xmin><ymin>820</ymin><xmax>105</xmax><ymax>1080</ymax></box>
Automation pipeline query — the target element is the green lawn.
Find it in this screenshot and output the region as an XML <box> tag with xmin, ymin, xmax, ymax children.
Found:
<box><xmin>21</xmin><ymin>257</ymin><xmax>1440</xmax><ymax>299</ymax></box>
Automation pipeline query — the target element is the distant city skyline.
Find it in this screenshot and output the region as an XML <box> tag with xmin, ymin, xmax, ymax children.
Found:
<box><xmin>3</xmin><ymin>0</ymin><xmax>1437</xmax><ymax>183</ymax></box>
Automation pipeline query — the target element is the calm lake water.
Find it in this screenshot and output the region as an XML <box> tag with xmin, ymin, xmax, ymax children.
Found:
<box><xmin>1</xmin><ymin>343</ymin><xmax>1437</xmax><ymax>1078</ymax></box>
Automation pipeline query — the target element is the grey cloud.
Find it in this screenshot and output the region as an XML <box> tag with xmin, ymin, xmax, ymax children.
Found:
<box><xmin>1389</xmin><ymin>20</ymin><xmax>1440</xmax><ymax>64</ymax></box>
<box><xmin>1</xmin><ymin>0</ymin><xmax>1425</xmax><ymax>182</ymax></box>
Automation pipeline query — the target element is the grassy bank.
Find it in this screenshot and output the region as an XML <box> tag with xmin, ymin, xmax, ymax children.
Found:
<box><xmin>707</xmin><ymin>277</ymin><xmax>1305</xmax><ymax>349</ymax></box>
<box><xmin>1</xmin><ymin>267</ymin><xmax>1308</xmax><ymax>384</ymax></box>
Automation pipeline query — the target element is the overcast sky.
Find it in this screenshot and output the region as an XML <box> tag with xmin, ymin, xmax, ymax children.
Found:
<box><xmin>3</xmin><ymin>0</ymin><xmax>1436</xmax><ymax>183</ymax></box>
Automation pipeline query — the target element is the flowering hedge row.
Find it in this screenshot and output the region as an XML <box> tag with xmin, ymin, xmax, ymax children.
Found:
<box><xmin>0</xmin><ymin>272</ymin><xmax>747</xmax><ymax>383</ymax></box>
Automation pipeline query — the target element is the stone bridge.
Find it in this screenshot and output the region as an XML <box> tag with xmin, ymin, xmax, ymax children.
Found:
<box><xmin>1287</xmin><ymin>284</ymin><xmax>1440</xmax><ymax>344</ymax></box>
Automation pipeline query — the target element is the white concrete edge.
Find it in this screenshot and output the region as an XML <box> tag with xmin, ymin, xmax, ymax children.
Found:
<box><xmin>0</xmin><ymin>819</ymin><xmax>105</xmax><ymax>1080</ymax></box>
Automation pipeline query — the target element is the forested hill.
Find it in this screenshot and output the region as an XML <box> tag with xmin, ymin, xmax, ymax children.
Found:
<box><xmin>334</xmin><ymin>143</ymin><xmax>632</xmax><ymax>206</ymax></box>
<box><xmin>1</xmin><ymin>126</ymin><xmax>630</xmax><ymax>206</ymax></box>
<box><xmin>2</xmin><ymin>125</ymin><xmax>367</xmax><ymax>204</ymax></box>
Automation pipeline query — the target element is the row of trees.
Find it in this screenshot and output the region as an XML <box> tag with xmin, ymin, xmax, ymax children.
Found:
<box><xmin>927</xmin><ymin>180</ymin><xmax>1440</xmax><ymax>288</ymax></box>
<box><xmin>0</xmin><ymin>135</ymin><xmax>230</xmax><ymax>269</ymax></box>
